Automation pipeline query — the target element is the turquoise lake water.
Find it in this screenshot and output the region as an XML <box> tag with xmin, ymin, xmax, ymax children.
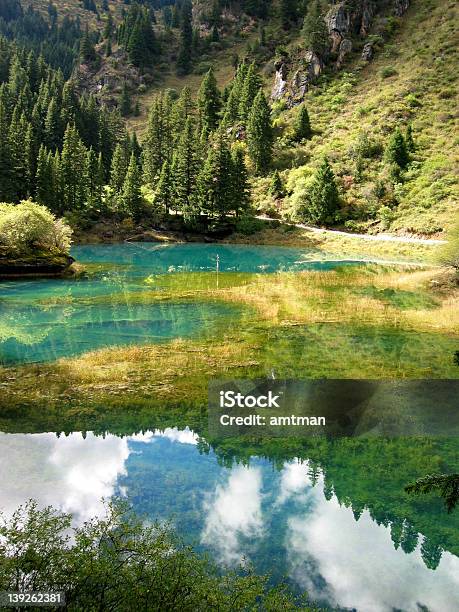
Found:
<box><xmin>0</xmin><ymin>242</ymin><xmax>374</xmax><ymax>365</ymax></box>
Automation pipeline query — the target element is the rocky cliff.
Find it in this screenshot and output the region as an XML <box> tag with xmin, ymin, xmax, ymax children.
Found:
<box><xmin>271</xmin><ymin>0</ymin><xmax>410</xmax><ymax>106</ymax></box>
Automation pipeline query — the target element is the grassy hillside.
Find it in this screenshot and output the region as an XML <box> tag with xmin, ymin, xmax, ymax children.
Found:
<box><xmin>273</xmin><ymin>0</ymin><xmax>458</xmax><ymax>235</ymax></box>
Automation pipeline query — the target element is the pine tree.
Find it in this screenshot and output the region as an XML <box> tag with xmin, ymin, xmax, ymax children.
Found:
<box><xmin>85</xmin><ymin>147</ymin><xmax>104</xmax><ymax>212</ymax></box>
<box><xmin>110</xmin><ymin>141</ymin><xmax>130</xmax><ymax>194</ymax></box>
<box><xmin>385</xmin><ymin>127</ymin><xmax>410</xmax><ymax>173</ymax></box>
<box><xmin>142</xmin><ymin>92</ymin><xmax>173</xmax><ymax>185</ymax></box>
<box><xmin>247</xmin><ymin>90</ymin><xmax>273</xmax><ymax>174</ymax></box>
<box><xmin>231</xmin><ymin>146</ymin><xmax>250</xmax><ymax>216</ymax></box>
<box><xmin>176</xmin><ymin>0</ymin><xmax>193</xmax><ymax>75</ymax></box>
<box><xmin>238</xmin><ymin>62</ymin><xmax>261</xmax><ymax>123</ymax></box>
<box><xmin>280</xmin><ymin>0</ymin><xmax>297</xmax><ymax>27</ymax></box>
<box><xmin>171</xmin><ymin>117</ymin><xmax>201</xmax><ymax>219</ymax></box>
<box><xmin>154</xmin><ymin>160</ymin><xmax>172</xmax><ymax>215</ymax></box>
<box><xmin>80</xmin><ymin>25</ymin><xmax>97</xmax><ymax>64</ymax></box>
<box><xmin>195</xmin><ymin>131</ymin><xmax>233</xmax><ymax>220</ymax></box>
<box><xmin>197</xmin><ymin>68</ymin><xmax>221</xmax><ymax>137</ymax></box>
<box><xmin>293</xmin><ymin>104</ymin><xmax>312</xmax><ymax>142</ymax></box>
<box><xmin>302</xmin><ymin>0</ymin><xmax>329</xmax><ymax>57</ymax></box>
<box><xmin>269</xmin><ymin>170</ymin><xmax>284</xmax><ymax>198</ymax></box>
<box><xmin>304</xmin><ymin>157</ymin><xmax>340</xmax><ymax>225</ymax></box>
<box><xmin>44</xmin><ymin>96</ymin><xmax>61</xmax><ymax>150</ymax></box>
<box><xmin>121</xmin><ymin>153</ymin><xmax>143</xmax><ymax>218</ymax></box>
<box><xmin>60</xmin><ymin>123</ymin><xmax>88</xmax><ymax>211</ymax></box>
<box><xmin>35</xmin><ymin>144</ymin><xmax>55</xmax><ymax>210</ymax></box>
<box><xmin>172</xmin><ymin>86</ymin><xmax>194</xmax><ymax>138</ymax></box>
<box><xmin>119</xmin><ymin>81</ymin><xmax>132</xmax><ymax>117</ymax></box>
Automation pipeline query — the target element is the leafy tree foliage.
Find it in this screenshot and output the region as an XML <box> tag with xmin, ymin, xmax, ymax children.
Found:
<box><xmin>0</xmin><ymin>500</ymin><xmax>308</xmax><ymax>610</ymax></box>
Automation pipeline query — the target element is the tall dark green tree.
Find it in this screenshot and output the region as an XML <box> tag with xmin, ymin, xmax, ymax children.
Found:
<box><xmin>238</xmin><ymin>62</ymin><xmax>261</xmax><ymax>123</ymax></box>
<box><xmin>154</xmin><ymin>160</ymin><xmax>172</xmax><ymax>215</ymax></box>
<box><xmin>80</xmin><ymin>25</ymin><xmax>97</xmax><ymax>64</ymax></box>
<box><xmin>231</xmin><ymin>146</ymin><xmax>250</xmax><ymax>216</ymax></box>
<box><xmin>119</xmin><ymin>82</ymin><xmax>132</xmax><ymax>117</ymax></box>
<box><xmin>171</xmin><ymin>117</ymin><xmax>201</xmax><ymax>219</ymax></box>
<box><xmin>302</xmin><ymin>0</ymin><xmax>329</xmax><ymax>57</ymax></box>
<box><xmin>197</xmin><ymin>68</ymin><xmax>221</xmax><ymax>137</ymax></box>
<box><xmin>280</xmin><ymin>0</ymin><xmax>298</xmax><ymax>27</ymax></box>
<box><xmin>60</xmin><ymin>123</ymin><xmax>88</xmax><ymax>211</ymax></box>
<box><xmin>303</xmin><ymin>157</ymin><xmax>340</xmax><ymax>225</ymax></box>
<box><xmin>293</xmin><ymin>104</ymin><xmax>312</xmax><ymax>141</ymax></box>
<box><xmin>247</xmin><ymin>90</ymin><xmax>273</xmax><ymax>174</ymax></box>
<box><xmin>176</xmin><ymin>1</ymin><xmax>193</xmax><ymax>75</ymax></box>
<box><xmin>196</xmin><ymin>131</ymin><xmax>233</xmax><ymax>220</ymax></box>
<box><xmin>142</xmin><ymin>92</ymin><xmax>173</xmax><ymax>185</ymax></box>
<box><xmin>121</xmin><ymin>153</ymin><xmax>143</xmax><ymax>218</ymax></box>
<box><xmin>385</xmin><ymin>127</ymin><xmax>410</xmax><ymax>178</ymax></box>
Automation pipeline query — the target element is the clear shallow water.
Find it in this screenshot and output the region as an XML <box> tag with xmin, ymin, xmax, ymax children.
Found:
<box><xmin>1</xmin><ymin>429</ymin><xmax>458</xmax><ymax>612</ymax></box>
<box><xmin>0</xmin><ymin>242</ymin><xmax>380</xmax><ymax>365</ymax></box>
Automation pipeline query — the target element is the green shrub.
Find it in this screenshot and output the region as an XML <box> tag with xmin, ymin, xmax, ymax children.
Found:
<box><xmin>0</xmin><ymin>201</ymin><xmax>72</xmax><ymax>255</ymax></box>
<box><xmin>380</xmin><ymin>66</ymin><xmax>398</xmax><ymax>78</ymax></box>
<box><xmin>438</xmin><ymin>215</ymin><xmax>459</xmax><ymax>269</ymax></box>
<box><xmin>235</xmin><ymin>215</ymin><xmax>265</xmax><ymax>235</ymax></box>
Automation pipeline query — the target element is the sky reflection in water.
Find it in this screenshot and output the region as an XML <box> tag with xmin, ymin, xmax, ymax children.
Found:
<box><xmin>1</xmin><ymin>429</ymin><xmax>458</xmax><ymax>612</ymax></box>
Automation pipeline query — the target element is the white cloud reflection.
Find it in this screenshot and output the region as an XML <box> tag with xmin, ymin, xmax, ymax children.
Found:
<box><xmin>201</xmin><ymin>465</ymin><xmax>264</xmax><ymax>565</ymax></box>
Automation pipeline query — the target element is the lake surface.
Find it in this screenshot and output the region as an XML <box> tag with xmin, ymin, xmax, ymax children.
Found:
<box><xmin>1</xmin><ymin>242</ymin><xmax>458</xmax><ymax>611</ymax></box>
<box><xmin>0</xmin><ymin>243</ymin><xmax>374</xmax><ymax>365</ymax></box>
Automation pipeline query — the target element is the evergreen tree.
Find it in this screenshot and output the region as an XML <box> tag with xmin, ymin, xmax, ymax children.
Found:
<box><xmin>197</xmin><ymin>68</ymin><xmax>221</xmax><ymax>137</ymax></box>
<box><xmin>35</xmin><ymin>144</ymin><xmax>54</xmax><ymax>209</ymax></box>
<box><xmin>80</xmin><ymin>25</ymin><xmax>97</xmax><ymax>64</ymax></box>
<box><xmin>238</xmin><ymin>62</ymin><xmax>261</xmax><ymax>123</ymax></box>
<box><xmin>172</xmin><ymin>86</ymin><xmax>194</xmax><ymax>138</ymax></box>
<box><xmin>293</xmin><ymin>104</ymin><xmax>312</xmax><ymax>141</ymax></box>
<box><xmin>44</xmin><ymin>96</ymin><xmax>62</xmax><ymax>150</ymax></box>
<box><xmin>304</xmin><ymin>157</ymin><xmax>340</xmax><ymax>225</ymax></box>
<box><xmin>142</xmin><ymin>92</ymin><xmax>173</xmax><ymax>184</ymax></box>
<box><xmin>247</xmin><ymin>90</ymin><xmax>273</xmax><ymax>174</ymax></box>
<box><xmin>231</xmin><ymin>146</ymin><xmax>250</xmax><ymax>216</ymax></box>
<box><xmin>121</xmin><ymin>153</ymin><xmax>143</xmax><ymax>218</ymax></box>
<box><xmin>171</xmin><ymin>117</ymin><xmax>201</xmax><ymax>219</ymax></box>
<box><xmin>110</xmin><ymin>141</ymin><xmax>130</xmax><ymax>195</ymax></box>
<box><xmin>196</xmin><ymin>131</ymin><xmax>233</xmax><ymax>220</ymax></box>
<box><xmin>385</xmin><ymin>127</ymin><xmax>410</xmax><ymax>174</ymax></box>
<box><xmin>176</xmin><ymin>1</ymin><xmax>193</xmax><ymax>75</ymax></box>
<box><xmin>280</xmin><ymin>0</ymin><xmax>298</xmax><ymax>27</ymax></box>
<box><xmin>85</xmin><ymin>147</ymin><xmax>104</xmax><ymax>212</ymax></box>
<box><xmin>60</xmin><ymin>123</ymin><xmax>88</xmax><ymax>211</ymax></box>
<box><xmin>269</xmin><ymin>170</ymin><xmax>284</xmax><ymax>198</ymax></box>
<box><xmin>302</xmin><ymin>0</ymin><xmax>329</xmax><ymax>57</ymax></box>
<box><xmin>154</xmin><ymin>160</ymin><xmax>172</xmax><ymax>215</ymax></box>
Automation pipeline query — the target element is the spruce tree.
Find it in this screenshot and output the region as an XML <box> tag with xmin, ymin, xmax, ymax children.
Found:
<box><xmin>302</xmin><ymin>0</ymin><xmax>329</xmax><ymax>57</ymax></box>
<box><xmin>385</xmin><ymin>127</ymin><xmax>410</xmax><ymax>174</ymax></box>
<box><xmin>80</xmin><ymin>25</ymin><xmax>97</xmax><ymax>64</ymax></box>
<box><xmin>110</xmin><ymin>141</ymin><xmax>130</xmax><ymax>194</ymax></box>
<box><xmin>269</xmin><ymin>170</ymin><xmax>284</xmax><ymax>199</ymax></box>
<box><xmin>293</xmin><ymin>104</ymin><xmax>312</xmax><ymax>142</ymax></box>
<box><xmin>85</xmin><ymin>147</ymin><xmax>104</xmax><ymax>212</ymax></box>
<box><xmin>154</xmin><ymin>160</ymin><xmax>172</xmax><ymax>215</ymax></box>
<box><xmin>197</xmin><ymin>68</ymin><xmax>221</xmax><ymax>137</ymax></box>
<box><xmin>305</xmin><ymin>157</ymin><xmax>340</xmax><ymax>225</ymax></box>
<box><xmin>60</xmin><ymin>123</ymin><xmax>88</xmax><ymax>211</ymax></box>
<box><xmin>195</xmin><ymin>131</ymin><xmax>233</xmax><ymax>220</ymax></box>
<box><xmin>142</xmin><ymin>92</ymin><xmax>173</xmax><ymax>185</ymax></box>
<box><xmin>44</xmin><ymin>96</ymin><xmax>61</xmax><ymax>150</ymax></box>
<box><xmin>247</xmin><ymin>90</ymin><xmax>273</xmax><ymax>175</ymax></box>
<box><xmin>35</xmin><ymin>144</ymin><xmax>53</xmax><ymax>208</ymax></box>
<box><xmin>176</xmin><ymin>1</ymin><xmax>193</xmax><ymax>75</ymax></box>
<box><xmin>231</xmin><ymin>146</ymin><xmax>250</xmax><ymax>216</ymax></box>
<box><xmin>121</xmin><ymin>153</ymin><xmax>143</xmax><ymax>218</ymax></box>
<box><xmin>171</xmin><ymin>117</ymin><xmax>201</xmax><ymax>220</ymax></box>
<box><xmin>238</xmin><ymin>62</ymin><xmax>261</xmax><ymax>123</ymax></box>
<box><xmin>280</xmin><ymin>0</ymin><xmax>297</xmax><ymax>27</ymax></box>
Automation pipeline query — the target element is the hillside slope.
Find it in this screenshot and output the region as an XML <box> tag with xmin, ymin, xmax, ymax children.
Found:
<box><xmin>275</xmin><ymin>0</ymin><xmax>458</xmax><ymax>235</ymax></box>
